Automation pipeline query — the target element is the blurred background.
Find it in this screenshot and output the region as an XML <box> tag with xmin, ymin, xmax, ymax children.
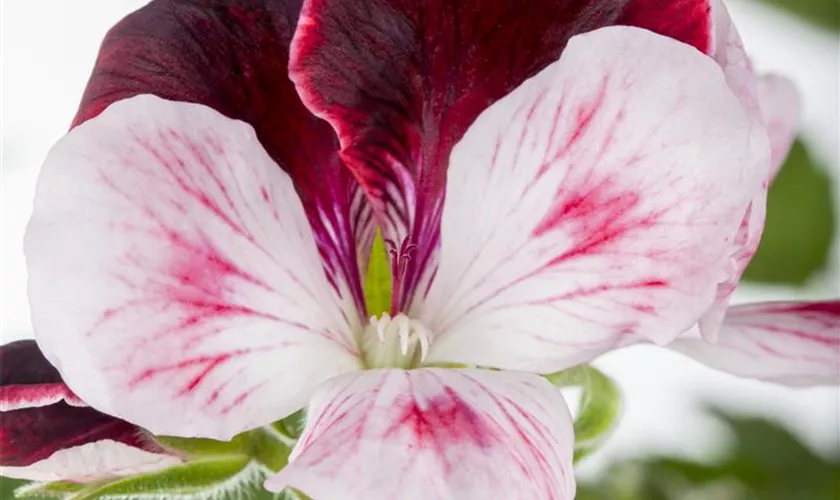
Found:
<box><xmin>1</xmin><ymin>0</ymin><xmax>838</xmax><ymax>498</ymax></box>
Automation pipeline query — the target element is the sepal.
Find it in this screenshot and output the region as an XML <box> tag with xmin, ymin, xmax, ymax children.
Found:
<box><xmin>546</xmin><ymin>364</ymin><xmax>622</xmax><ymax>462</ymax></box>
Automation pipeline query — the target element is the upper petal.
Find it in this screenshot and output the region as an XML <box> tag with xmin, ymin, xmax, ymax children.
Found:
<box><xmin>0</xmin><ymin>341</ymin><xmax>179</xmax><ymax>482</ymax></box>
<box><xmin>74</xmin><ymin>0</ymin><xmax>370</xmax><ymax>315</ymax></box>
<box><xmin>290</xmin><ymin>0</ymin><xmax>714</xmax><ymax>312</ymax></box>
<box><xmin>25</xmin><ymin>95</ymin><xmax>362</xmax><ymax>440</ymax></box>
<box><xmin>264</xmin><ymin>368</ymin><xmax>575</xmax><ymax>500</ymax></box>
<box><xmin>758</xmin><ymin>74</ymin><xmax>801</xmax><ymax>179</ymax></box>
<box><xmin>670</xmin><ymin>301</ymin><xmax>840</xmax><ymax>386</ymax></box>
<box><xmin>419</xmin><ymin>27</ymin><xmax>768</xmax><ymax>373</ymax></box>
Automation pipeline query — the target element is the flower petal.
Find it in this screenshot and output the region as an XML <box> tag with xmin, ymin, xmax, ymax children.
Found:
<box><xmin>74</xmin><ymin>0</ymin><xmax>369</xmax><ymax>315</ymax></box>
<box><xmin>1</xmin><ymin>440</ymin><xmax>181</xmax><ymax>483</ymax></box>
<box><xmin>758</xmin><ymin>74</ymin><xmax>801</xmax><ymax>179</ymax></box>
<box><xmin>25</xmin><ymin>95</ymin><xmax>362</xmax><ymax>440</ymax></box>
<box><xmin>692</xmin><ymin>0</ymin><xmax>771</xmax><ymax>339</ymax></box>
<box><xmin>617</xmin><ymin>0</ymin><xmax>712</xmax><ymax>53</ymax></box>
<box><xmin>671</xmin><ymin>301</ymin><xmax>840</xmax><ymax>386</ymax></box>
<box><xmin>0</xmin><ymin>340</ymin><xmax>84</xmax><ymax>411</ymax></box>
<box><xmin>0</xmin><ymin>341</ymin><xmax>177</xmax><ymax>482</ymax></box>
<box><xmin>418</xmin><ymin>27</ymin><xmax>768</xmax><ymax>373</ymax></box>
<box><xmin>264</xmin><ymin>369</ymin><xmax>575</xmax><ymax>500</ymax></box>
<box><xmin>290</xmin><ymin>0</ymin><xmax>713</xmax><ymax>311</ymax></box>
<box><xmin>709</xmin><ymin>0</ymin><xmax>759</xmax><ymax>115</ymax></box>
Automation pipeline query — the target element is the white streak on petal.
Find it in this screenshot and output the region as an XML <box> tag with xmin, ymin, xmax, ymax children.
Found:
<box><xmin>0</xmin><ymin>440</ymin><xmax>181</xmax><ymax>482</ymax></box>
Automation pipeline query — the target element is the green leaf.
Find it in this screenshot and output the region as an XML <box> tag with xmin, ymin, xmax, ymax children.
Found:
<box><xmin>754</xmin><ymin>0</ymin><xmax>839</xmax><ymax>31</ymax></box>
<box><xmin>363</xmin><ymin>231</ymin><xmax>392</xmax><ymax>316</ymax></box>
<box><xmin>14</xmin><ymin>481</ymin><xmax>86</xmax><ymax>498</ymax></box>
<box><xmin>742</xmin><ymin>139</ymin><xmax>836</xmax><ymax>285</ymax></box>
<box><xmin>66</xmin><ymin>455</ymin><xmax>256</xmax><ymax>500</ymax></box>
<box><xmin>545</xmin><ymin>364</ymin><xmax>622</xmax><ymax>462</ymax></box>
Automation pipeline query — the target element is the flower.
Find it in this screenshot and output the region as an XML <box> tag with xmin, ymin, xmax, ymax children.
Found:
<box><xmin>12</xmin><ymin>0</ymin><xmax>839</xmax><ymax>498</ymax></box>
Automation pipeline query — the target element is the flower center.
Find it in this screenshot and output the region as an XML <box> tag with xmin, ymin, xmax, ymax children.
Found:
<box><xmin>361</xmin><ymin>313</ymin><xmax>431</xmax><ymax>369</ymax></box>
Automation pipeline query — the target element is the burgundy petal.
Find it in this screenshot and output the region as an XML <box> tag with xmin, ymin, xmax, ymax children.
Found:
<box><xmin>0</xmin><ymin>341</ymin><xmax>162</xmax><ymax>468</ymax></box>
<box><xmin>289</xmin><ymin>0</ymin><xmax>714</xmax><ymax>310</ymax></box>
<box><xmin>617</xmin><ymin>0</ymin><xmax>712</xmax><ymax>54</ymax></box>
<box><xmin>74</xmin><ymin>0</ymin><xmax>368</xmax><ymax>315</ymax></box>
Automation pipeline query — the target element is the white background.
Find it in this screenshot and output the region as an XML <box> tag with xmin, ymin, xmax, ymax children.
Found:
<box><xmin>1</xmin><ymin>0</ymin><xmax>838</xmax><ymax>474</ymax></box>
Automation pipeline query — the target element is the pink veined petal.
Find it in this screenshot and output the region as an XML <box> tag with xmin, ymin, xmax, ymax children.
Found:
<box><xmin>709</xmin><ymin>0</ymin><xmax>759</xmax><ymax>116</ymax></box>
<box><xmin>74</xmin><ymin>0</ymin><xmax>370</xmax><ymax>318</ymax></box>
<box><xmin>690</xmin><ymin>0</ymin><xmax>769</xmax><ymax>340</ymax></box>
<box><xmin>25</xmin><ymin>95</ymin><xmax>363</xmax><ymax>440</ymax></box>
<box><xmin>289</xmin><ymin>0</ymin><xmax>714</xmax><ymax>312</ymax></box>
<box><xmin>417</xmin><ymin>27</ymin><xmax>768</xmax><ymax>373</ymax></box>
<box><xmin>0</xmin><ymin>440</ymin><xmax>181</xmax><ymax>483</ymax></box>
<box><xmin>671</xmin><ymin>301</ymin><xmax>840</xmax><ymax>386</ymax></box>
<box><xmin>758</xmin><ymin>74</ymin><xmax>801</xmax><ymax>179</ymax></box>
<box><xmin>264</xmin><ymin>368</ymin><xmax>575</xmax><ymax>500</ymax></box>
<box><xmin>1</xmin><ymin>341</ymin><xmax>176</xmax><ymax>481</ymax></box>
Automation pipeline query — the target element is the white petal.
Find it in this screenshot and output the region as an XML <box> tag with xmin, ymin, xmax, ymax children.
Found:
<box><xmin>672</xmin><ymin>301</ymin><xmax>840</xmax><ymax>386</ymax></box>
<box><xmin>265</xmin><ymin>369</ymin><xmax>575</xmax><ymax>500</ymax></box>
<box><xmin>25</xmin><ymin>95</ymin><xmax>362</xmax><ymax>440</ymax></box>
<box><xmin>417</xmin><ymin>26</ymin><xmax>768</xmax><ymax>372</ymax></box>
<box><xmin>758</xmin><ymin>74</ymin><xmax>801</xmax><ymax>179</ymax></box>
<box><xmin>0</xmin><ymin>440</ymin><xmax>181</xmax><ymax>482</ymax></box>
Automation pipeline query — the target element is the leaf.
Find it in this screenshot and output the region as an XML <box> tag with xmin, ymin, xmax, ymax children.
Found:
<box><xmin>743</xmin><ymin>139</ymin><xmax>836</xmax><ymax>285</ymax></box>
<box><xmin>754</xmin><ymin>0</ymin><xmax>839</xmax><ymax>32</ymax></box>
<box><xmin>363</xmin><ymin>231</ymin><xmax>392</xmax><ymax>316</ymax></box>
<box><xmin>545</xmin><ymin>364</ymin><xmax>623</xmax><ymax>462</ymax></box>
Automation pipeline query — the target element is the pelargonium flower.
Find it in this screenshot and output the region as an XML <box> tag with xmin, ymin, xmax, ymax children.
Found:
<box><xmin>8</xmin><ymin>0</ymin><xmax>839</xmax><ymax>498</ymax></box>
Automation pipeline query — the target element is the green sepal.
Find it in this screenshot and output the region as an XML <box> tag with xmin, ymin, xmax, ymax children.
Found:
<box><xmin>14</xmin><ymin>481</ymin><xmax>87</xmax><ymax>498</ymax></box>
<box><xmin>363</xmin><ymin>231</ymin><xmax>392</xmax><ymax>316</ymax></box>
<box><xmin>275</xmin><ymin>409</ymin><xmax>307</xmax><ymax>440</ymax></box>
<box><xmin>245</xmin><ymin>428</ymin><xmax>293</xmax><ymax>472</ymax></box>
<box><xmin>65</xmin><ymin>455</ymin><xmax>255</xmax><ymax>500</ymax></box>
<box><xmin>546</xmin><ymin>364</ymin><xmax>622</xmax><ymax>463</ymax></box>
<box><xmin>154</xmin><ymin>434</ymin><xmax>248</xmax><ymax>459</ymax></box>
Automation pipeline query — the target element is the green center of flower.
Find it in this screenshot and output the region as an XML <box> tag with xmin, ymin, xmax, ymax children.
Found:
<box><xmin>361</xmin><ymin>313</ymin><xmax>430</xmax><ymax>369</ymax></box>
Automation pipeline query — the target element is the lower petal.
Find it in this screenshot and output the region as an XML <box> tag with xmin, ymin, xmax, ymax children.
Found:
<box><xmin>264</xmin><ymin>369</ymin><xmax>575</xmax><ymax>500</ymax></box>
<box><xmin>671</xmin><ymin>301</ymin><xmax>840</xmax><ymax>386</ymax></box>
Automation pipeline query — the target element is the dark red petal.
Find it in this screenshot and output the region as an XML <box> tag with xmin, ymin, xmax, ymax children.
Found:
<box><xmin>75</xmin><ymin>0</ymin><xmax>367</xmax><ymax>314</ymax></box>
<box><xmin>0</xmin><ymin>341</ymin><xmax>161</xmax><ymax>467</ymax></box>
<box><xmin>0</xmin><ymin>403</ymin><xmax>156</xmax><ymax>467</ymax></box>
<box><xmin>289</xmin><ymin>0</ymin><xmax>714</xmax><ymax>310</ymax></box>
<box><xmin>617</xmin><ymin>0</ymin><xmax>712</xmax><ymax>54</ymax></box>
<box><xmin>0</xmin><ymin>340</ymin><xmax>61</xmax><ymax>385</ymax></box>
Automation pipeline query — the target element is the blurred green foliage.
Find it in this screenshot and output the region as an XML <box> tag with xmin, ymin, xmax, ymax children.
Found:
<box><xmin>742</xmin><ymin>139</ymin><xmax>836</xmax><ymax>285</ymax></box>
<box><xmin>577</xmin><ymin>409</ymin><xmax>840</xmax><ymax>500</ymax></box>
<box><xmin>752</xmin><ymin>0</ymin><xmax>839</xmax><ymax>31</ymax></box>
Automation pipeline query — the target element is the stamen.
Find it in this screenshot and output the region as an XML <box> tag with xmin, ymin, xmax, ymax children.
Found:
<box><xmin>384</xmin><ymin>237</ymin><xmax>417</xmax><ymax>315</ymax></box>
<box><xmin>361</xmin><ymin>313</ymin><xmax>433</xmax><ymax>369</ymax></box>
